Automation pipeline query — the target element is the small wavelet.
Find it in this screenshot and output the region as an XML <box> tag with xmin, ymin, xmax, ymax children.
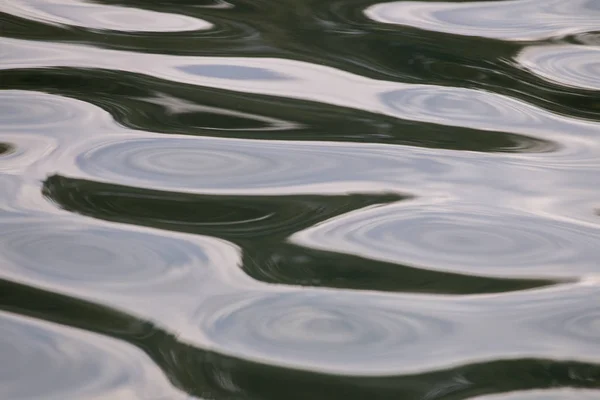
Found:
<box><xmin>0</xmin><ymin>216</ymin><xmax>244</xmax><ymax>320</ymax></box>
<box><xmin>0</xmin><ymin>0</ymin><xmax>213</xmax><ymax>32</ymax></box>
<box><xmin>185</xmin><ymin>283</ymin><xmax>600</xmax><ymax>375</ymax></box>
<box><xmin>291</xmin><ymin>200</ymin><xmax>600</xmax><ymax>279</ymax></box>
<box><xmin>379</xmin><ymin>85</ymin><xmax>598</xmax><ymax>145</ymax></box>
<box><xmin>0</xmin><ymin>90</ymin><xmax>117</xmax><ymax>134</ymax></box>
<box><xmin>194</xmin><ymin>292</ymin><xmax>453</xmax><ymax>375</ymax></box>
<box><xmin>571</xmin><ymin>31</ymin><xmax>600</xmax><ymax>46</ymax></box>
<box><xmin>52</xmin><ymin>134</ymin><xmax>471</xmax><ymax>195</ymax></box>
<box><xmin>365</xmin><ymin>0</ymin><xmax>600</xmax><ymax>41</ymax></box>
<box><xmin>517</xmin><ymin>45</ymin><xmax>600</xmax><ymax>91</ymax></box>
<box><xmin>526</xmin><ymin>302</ymin><xmax>600</xmax><ymax>346</ymax></box>
<box><xmin>0</xmin><ymin>218</ymin><xmax>211</xmax><ymax>287</ymax></box>
<box><xmin>0</xmin><ymin>310</ymin><xmax>188</xmax><ymax>400</ymax></box>
<box><xmin>0</xmin><ymin>134</ymin><xmax>59</xmax><ymax>174</ymax></box>
<box><xmin>73</xmin><ymin>137</ymin><xmax>343</xmax><ymax>192</ymax></box>
<box><xmin>0</xmin><ymin>175</ymin><xmax>27</xmax><ymax>216</ymax></box>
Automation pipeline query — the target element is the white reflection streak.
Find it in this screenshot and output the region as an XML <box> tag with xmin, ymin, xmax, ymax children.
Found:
<box><xmin>0</xmin><ymin>213</ymin><xmax>253</xmax><ymax>331</ymax></box>
<box><xmin>0</xmin><ymin>0</ymin><xmax>212</xmax><ymax>32</ymax></box>
<box><xmin>173</xmin><ymin>280</ymin><xmax>600</xmax><ymax>375</ymax></box>
<box><xmin>518</xmin><ymin>45</ymin><xmax>600</xmax><ymax>90</ymax></box>
<box><xmin>289</xmin><ymin>199</ymin><xmax>600</xmax><ymax>279</ymax></box>
<box><xmin>364</xmin><ymin>0</ymin><xmax>600</xmax><ymax>40</ymax></box>
<box><xmin>0</xmin><ymin>310</ymin><xmax>192</xmax><ymax>400</ymax></box>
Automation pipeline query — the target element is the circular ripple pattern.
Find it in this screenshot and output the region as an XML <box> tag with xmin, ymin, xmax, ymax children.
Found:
<box><xmin>518</xmin><ymin>45</ymin><xmax>600</xmax><ymax>91</ymax></box>
<box><xmin>197</xmin><ymin>293</ymin><xmax>451</xmax><ymax>374</ymax></box>
<box><xmin>0</xmin><ymin>218</ymin><xmax>215</xmax><ymax>290</ymax></box>
<box><xmin>66</xmin><ymin>135</ymin><xmax>443</xmax><ymax>194</ymax></box>
<box><xmin>77</xmin><ymin>138</ymin><xmax>328</xmax><ymax>190</ymax></box>
<box><xmin>0</xmin><ymin>91</ymin><xmax>114</xmax><ymax>134</ymax></box>
<box><xmin>381</xmin><ymin>87</ymin><xmax>539</xmax><ymax>126</ymax></box>
<box><xmin>1</xmin><ymin>0</ymin><xmax>213</xmax><ymax>32</ymax></box>
<box><xmin>0</xmin><ymin>134</ymin><xmax>58</xmax><ymax>174</ymax></box>
<box><xmin>291</xmin><ymin>203</ymin><xmax>600</xmax><ymax>278</ymax></box>
<box><xmin>364</xmin><ymin>0</ymin><xmax>600</xmax><ymax>41</ymax></box>
<box><xmin>0</xmin><ymin>311</ymin><xmax>183</xmax><ymax>400</ymax></box>
<box><xmin>379</xmin><ymin>86</ymin><xmax>561</xmax><ymax>150</ymax></box>
<box><xmin>0</xmin><ymin>175</ymin><xmax>22</xmax><ymax>214</ymax></box>
<box><xmin>531</xmin><ymin>304</ymin><xmax>600</xmax><ymax>345</ymax></box>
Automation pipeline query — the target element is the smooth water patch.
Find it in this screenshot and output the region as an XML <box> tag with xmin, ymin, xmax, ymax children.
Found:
<box><xmin>365</xmin><ymin>0</ymin><xmax>600</xmax><ymax>40</ymax></box>
<box><xmin>0</xmin><ymin>0</ymin><xmax>213</xmax><ymax>32</ymax></box>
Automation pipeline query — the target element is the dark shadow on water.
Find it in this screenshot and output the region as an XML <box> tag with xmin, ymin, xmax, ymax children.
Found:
<box><xmin>43</xmin><ymin>174</ymin><xmax>563</xmax><ymax>295</ymax></box>
<box><xmin>1</xmin><ymin>68</ymin><xmax>556</xmax><ymax>153</ymax></box>
<box><xmin>0</xmin><ymin>143</ymin><xmax>14</xmax><ymax>156</ymax></box>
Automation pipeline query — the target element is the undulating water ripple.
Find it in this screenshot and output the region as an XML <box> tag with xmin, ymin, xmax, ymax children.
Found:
<box><xmin>291</xmin><ymin>199</ymin><xmax>600</xmax><ymax>279</ymax></box>
<box><xmin>517</xmin><ymin>45</ymin><xmax>600</xmax><ymax>91</ymax></box>
<box><xmin>1</xmin><ymin>0</ymin><xmax>599</xmax><ymax>398</ymax></box>
<box><xmin>0</xmin><ymin>310</ymin><xmax>190</xmax><ymax>400</ymax></box>
<box><xmin>0</xmin><ymin>0</ymin><xmax>213</xmax><ymax>32</ymax></box>
<box><xmin>365</xmin><ymin>0</ymin><xmax>600</xmax><ymax>40</ymax></box>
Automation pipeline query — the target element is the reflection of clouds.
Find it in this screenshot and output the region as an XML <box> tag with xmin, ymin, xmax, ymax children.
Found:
<box><xmin>3</xmin><ymin>37</ymin><xmax>598</xmax><ymax>154</ymax></box>
<box><xmin>50</xmin><ymin>133</ymin><xmax>474</xmax><ymax>195</ymax></box>
<box><xmin>0</xmin><ymin>90</ymin><xmax>117</xmax><ymax>134</ymax></box>
<box><xmin>0</xmin><ymin>215</ymin><xmax>246</xmax><ymax>325</ymax></box>
<box><xmin>518</xmin><ymin>45</ymin><xmax>600</xmax><ymax>91</ymax></box>
<box><xmin>180</xmin><ymin>282</ymin><xmax>600</xmax><ymax>375</ymax></box>
<box><xmin>291</xmin><ymin>199</ymin><xmax>600</xmax><ymax>279</ymax></box>
<box><xmin>196</xmin><ymin>292</ymin><xmax>452</xmax><ymax>374</ymax></box>
<box><xmin>0</xmin><ymin>0</ymin><xmax>212</xmax><ymax>32</ymax></box>
<box><xmin>0</xmin><ymin>310</ymin><xmax>189</xmax><ymax>400</ymax></box>
<box><xmin>365</xmin><ymin>0</ymin><xmax>600</xmax><ymax>41</ymax></box>
<box><xmin>1</xmin><ymin>0</ymin><xmax>599</xmax><ymax>389</ymax></box>
<box><xmin>379</xmin><ymin>86</ymin><xmax>598</xmax><ymax>146</ymax></box>
<box><xmin>0</xmin><ymin>219</ymin><xmax>211</xmax><ymax>286</ymax></box>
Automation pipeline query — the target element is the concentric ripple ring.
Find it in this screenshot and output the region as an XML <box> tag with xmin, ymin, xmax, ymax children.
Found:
<box><xmin>291</xmin><ymin>202</ymin><xmax>600</xmax><ymax>279</ymax></box>
<box><xmin>0</xmin><ymin>311</ymin><xmax>188</xmax><ymax>400</ymax></box>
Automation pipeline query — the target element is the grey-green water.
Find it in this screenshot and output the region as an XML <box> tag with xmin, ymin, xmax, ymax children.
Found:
<box><xmin>1</xmin><ymin>1</ymin><xmax>600</xmax><ymax>399</ymax></box>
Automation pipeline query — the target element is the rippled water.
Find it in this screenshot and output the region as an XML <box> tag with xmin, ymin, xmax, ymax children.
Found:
<box><xmin>1</xmin><ymin>0</ymin><xmax>599</xmax><ymax>398</ymax></box>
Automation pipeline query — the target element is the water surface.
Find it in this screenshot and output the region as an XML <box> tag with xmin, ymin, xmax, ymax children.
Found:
<box><xmin>1</xmin><ymin>0</ymin><xmax>599</xmax><ymax>399</ymax></box>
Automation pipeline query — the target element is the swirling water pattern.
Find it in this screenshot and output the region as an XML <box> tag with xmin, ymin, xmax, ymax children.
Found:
<box><xmin>1</xmin><ymin>0</ymin><xmax>600</xmax><ymax>398</ymax></box>
<box><xmin>0</xmin><ymin>0</ymin><xmax>213</xmax><ymax>32</ymax></box>
<box><xmin>0</xmin><ymin>311</ymin><xmax>189</xmax><ymax>400</ymax></box>
<box><xmin>365</xmin><ymin>0</ymin><xmax>600</xmax><ymax>40</ymax></box>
